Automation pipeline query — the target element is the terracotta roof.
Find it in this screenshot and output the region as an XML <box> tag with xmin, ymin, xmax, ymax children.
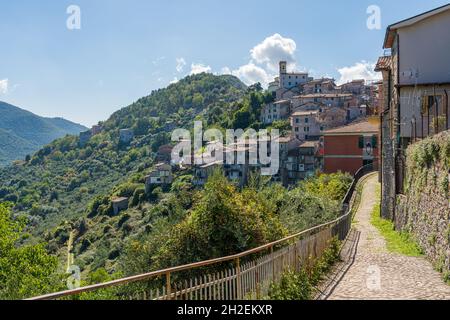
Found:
<box><xmin>299</xmin><ymin>141</ymin><xmax>318</xmax><ymax>148</ymax></box>
<box><xmin>324</xmin><ymin>119</ymin><xmax>379</xmax><ymax>135</ymax></box>
<box><xmin>295</xmin><ymin>93</ymin><xmax>353</xmax><ymax>99</ymax></box>
<box><xmin>273</xmin><ymin>99</ymin><xmax>291</xmax><ymax>105</ymax></box>
<box><xmin>374</xmin><ymin>56</ymin><xmax>392</xmax><ymax>71</ymax></box>
<box><xmin>305</xmin><ymin>78</ymin><xmax>335</xmax><ymax>85</ymax></box>
<box><xmin>292</xmin><ymin>110</ymin><xmax>319</xmax><ymax>117</ymax></box>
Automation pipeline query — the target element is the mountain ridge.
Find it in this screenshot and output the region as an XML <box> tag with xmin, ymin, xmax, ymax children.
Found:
<box><xmin>0</xmin><ymin>101</ymin><xmax>87</xmax><ymax>166</ymax></box>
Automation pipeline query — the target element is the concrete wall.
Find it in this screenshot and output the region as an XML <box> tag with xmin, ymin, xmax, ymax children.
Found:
<box><xmin>394</xmin><ymin>131</ymin><xmax>450</xmax><ymax>277</ymax></box>
<box><xmin>398</xmin><ymin>9</ymin><xmax>450</xmax><ymax>85</ymax></box>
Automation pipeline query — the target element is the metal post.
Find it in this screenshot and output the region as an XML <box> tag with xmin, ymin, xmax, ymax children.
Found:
<box><xmin>166</xmin><ymin>272</ymin><xmax>171</xmax><ymax>300</ymax></box>
<box><xmin>255</xmin><ymin>261</ymin><xmax>261</xmax><ymax>300</ymax></box>
<box><xmin>270</xmin><ymin>246</ymin><xmax>275</xmax><ymax>282</ymax></box>
<box><xmin>235</xmin><ymin>258</ymin><xmax>241</xmax><ymax>300</ymax></box>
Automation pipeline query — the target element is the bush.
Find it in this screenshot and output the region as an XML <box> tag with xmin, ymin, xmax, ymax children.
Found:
<box><xmin>0</xmin><ymin>202</ymin><xmax>62</xmax><ymax>299</ymax></box>
<box><xmin>268</xmin><ymin>238</ymin><xmax>341</xmax><ymax>300</ymax></box>
<box><xmin>153</xmin><ymin>169</ymin><xmax>286</xmax><ymax>268</ymax></box>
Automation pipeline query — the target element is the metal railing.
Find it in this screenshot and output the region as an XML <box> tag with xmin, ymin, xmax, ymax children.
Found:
<box><xmin>28</xmin><ymin>166</ymin><xmax>377</xmax><ymax>301</ymax></box>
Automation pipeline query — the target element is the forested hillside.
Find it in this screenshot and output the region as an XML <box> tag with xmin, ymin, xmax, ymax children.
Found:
<box><xmin>0</xmin><ymin>74</ymin><xmax>256</xmax><ymax>275</ymax></box>
<box><xmin>0</xmin><ymin>102</ymin><xmax>87</xmax><ymax>166</ymax></box>
<box><xmin>0</xmin><ymin>73</ymin><xmax>351</xmax><ymax>298</ymax></box>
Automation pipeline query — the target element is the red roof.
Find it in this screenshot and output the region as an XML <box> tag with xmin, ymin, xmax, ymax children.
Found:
<box><xmin>324</xmin><ymin>120</ymin><xmax>379</xmax><ymax>135</ymax></box>
<box><xmin>374</xmin><ymin>56</ymin><xmax>391</xmax><ymax>72</ymax></box>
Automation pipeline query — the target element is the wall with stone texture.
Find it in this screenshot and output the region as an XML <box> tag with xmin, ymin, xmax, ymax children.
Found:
<box><xmin>394</xmin><ymin>131</ymin><xmax>450</xmax><ymax>279</ymax></box>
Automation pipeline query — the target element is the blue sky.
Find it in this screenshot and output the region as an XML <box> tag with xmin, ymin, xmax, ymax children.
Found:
<box><xmin>0</xmin><ymin>0</ymin><xmax>448</xmax><ymax>126</ymax></box>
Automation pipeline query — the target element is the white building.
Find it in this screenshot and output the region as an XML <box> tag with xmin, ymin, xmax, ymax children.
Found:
<box><xmin>278</xmin><ymin>61</ymin><xmax>310</xmax><ymax>90</ymax></box>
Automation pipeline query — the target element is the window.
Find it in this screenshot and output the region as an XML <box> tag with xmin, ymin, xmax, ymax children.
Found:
<box><xmin>295</xmin><ymin>118</ymin><xmax>300</xmax><ymax>124</ymax></box>
<box><xmin>305</xmin><ymin>117</ymin><xmax>309</xmax><ymax>123</ymax></box>
<box><xmin>320</xmin><ymin>126</ymin><xmax>324</xmax><ymax>131</ymax></box>
<box><xmin>358</xmin><ymin>136</ymin><xmax>364</xmax><ymax>149</ymax></box>
<box><xmin>372</xmin><ymin>135</ymin><xmax>378</xmax><ymax>148</ymax></box>
<box><xmin>295</xmin><ymin>127</ymin><xmax>299</xmax><ymax>132</ymax></box>
<box><xmin>421</xmin><ymin>94</ymin><xmax>448</xmax><ymax>136</ymax></box>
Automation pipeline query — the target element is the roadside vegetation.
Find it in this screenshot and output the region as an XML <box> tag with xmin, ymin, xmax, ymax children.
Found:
<box><xmin>267</xmin><ymin>238</ymin><xmax>341</xmax><ymax>300</ymax></box>
<box><xmin>0</xmin><ymin>202</ymin><xmax>63</xmax><ymax>299</ymax></box>
<box><xmin>370</xmin><ymin>187</ymin><xmax>423</xmax><ymax>257</ymax></box>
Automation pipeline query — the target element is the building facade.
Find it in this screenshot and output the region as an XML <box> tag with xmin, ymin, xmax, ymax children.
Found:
<box><xmin>375</xmin><ymin>4</ymin><xmax>450</xmax><ymax>219</ymax></box>
<box><xmin>323</xmin><ymin>119</ymin><xmax>379</xmax><ymax>175</ymax></box>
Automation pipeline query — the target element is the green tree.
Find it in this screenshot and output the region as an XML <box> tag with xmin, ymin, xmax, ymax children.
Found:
<box><xmin>154</xmin><ymin>170</ymin><xmax>286</xmax><ymax>268</ymax></box>
<box><xmin>0</xmin><ymin>203</ymin><xmax>61</xmax><ymax>300</ymax></box>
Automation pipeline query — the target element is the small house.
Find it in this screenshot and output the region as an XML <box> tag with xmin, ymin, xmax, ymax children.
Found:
<box><xmin>145</xmin><ymin>163</ymin><xmax>173</xmax><ymax>192</ymax></box>
<box><xmin>112</xmin><ymin>197</ymin><xmax>129</xmax><ymax>215</ymax></box>
<box><xmin>119</xmin><ymin>129</ymin><xmax>134</xmax><ymax>144</ymax></box>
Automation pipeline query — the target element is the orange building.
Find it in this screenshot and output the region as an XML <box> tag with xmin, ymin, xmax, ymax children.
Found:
<box><xmin>322</xmin><ymin>119</ymin><xmax>379</xmax><ymax>175</ymax></box>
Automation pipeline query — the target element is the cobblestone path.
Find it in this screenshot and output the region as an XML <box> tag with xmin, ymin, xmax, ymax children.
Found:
<box><xmin>325</xmin><ymin>174</ymin><xmax>450</xmax><ymax>300</ymax></box>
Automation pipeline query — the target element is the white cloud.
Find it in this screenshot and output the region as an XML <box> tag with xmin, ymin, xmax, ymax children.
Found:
<box><xmin>218</xmin><ymin>34</ymin><xmax>298</xmax><ymax>87</ymax></box>
<box><xmin>0</xmin><ymin>79</ymin><xmax>8</xmax><ymax>94</ymax></box>
<box><xmin>176</xmin><ymin>58</ymin><xmax>186</xmax><ymax>73</ymax></box>
<box><xmin>250</xmin><ymin>33</ymin><xmax>297</xmax><ymax>72</ymax></box>
<box><xmin>190</xmin><ymin>63</ymin><xmax>212</xmax><ymax>75</ymax></box>
<box><xmin>230</xmin><ymin>63</ymin><xmax>271</xmax><ymax>87</ymax></box>
<box><xmin>169</xmin><ymin>77</ymin><xmax>179</xmax><ymax>84</ymax></box>
<box><xmin>337</xmin><ymin>61</ymin><xmax>381</xmax><ymax>85</ymax></box>
<box><xmin>152</xmin><ymin>56</ymin><xmax>166</xmax><ymax>66</ymax></box>
<box><xmin>220</xmin><ymin>67</ymin><xmax>232</xmax><ymax>75</ymax></box>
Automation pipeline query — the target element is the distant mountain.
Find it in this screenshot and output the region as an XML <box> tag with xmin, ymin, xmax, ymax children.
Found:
<box><xmin>0</xmin><ymin>101</ymin><xmax>87</xmax><ymax>166</ymax></box>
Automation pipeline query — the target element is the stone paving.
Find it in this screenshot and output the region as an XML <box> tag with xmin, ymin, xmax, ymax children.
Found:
<box><xmin>325</xmin><ymin>174</ymin><xmax>450</xmax><ymax>300</ymax></box>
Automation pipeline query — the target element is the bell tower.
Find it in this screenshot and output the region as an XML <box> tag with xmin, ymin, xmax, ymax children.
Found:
<box><xmin>279</xmin><ymin>61</ymin><xmax>287</xmax><ymax>75</ymax></box>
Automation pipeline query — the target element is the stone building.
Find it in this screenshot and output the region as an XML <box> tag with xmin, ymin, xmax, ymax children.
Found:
<box><xmin>261</xmin><ymin>99</ymin><xmax>291</xmax><ymax>124</ymax></box>
<box><xmin>302</xmin><ymin>78</ymin><xmax>336</xmax><ymax>94</ymax></box>
<box><xmin>375</xmin><ymin>3</ymin><xmax>450</xmax><ymax>219</ymax></box>
<box><xmin>91</xmin><ymin>125</ymin><xmax>103</xmax><ymax>135</ymax></box>
<box><xmin>283</xmin><ymin>140</ymin><xmax>318</xmax><ymax>186</ymax></box>
<box><xmin>278</xmin><ymin>61</ymin><xmax>310</xmax><ymax>90</ymax></box>
<box><xmin>145</xmin><ymin>163</ymin><xmax>173</xmax><ymax>193</ymax></box>
<box><xmin>112</xmin><ymin>197</ymin><xmax>129</xmax><ymax>215</ymax></box>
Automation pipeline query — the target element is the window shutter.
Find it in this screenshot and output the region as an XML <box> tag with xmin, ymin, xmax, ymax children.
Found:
<box><xmin>372</xmin><ymin>135</ymin><xmax>378</xmax><ymax>148</ymax></box>
<box><xmin>358</xmin><ymin>136</ymin><xmax>364</xmax><ymax>149</ymax></box>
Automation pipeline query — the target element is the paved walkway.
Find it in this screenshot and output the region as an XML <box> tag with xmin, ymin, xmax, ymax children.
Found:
<box><xmin>324</xmin><ymin>174</ymin><xmax>450</xmax><ymax>300</ymax></box>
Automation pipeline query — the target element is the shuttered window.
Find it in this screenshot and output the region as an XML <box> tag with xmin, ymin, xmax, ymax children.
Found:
<box><xmin>358</xmin><ymin>136</ymin><xmax>364</xmax><ymax>149</ymax></box>
<box><xmin>372</xmin><ymin>135</ymin><xmax>378</xmax><ymax>148</ymax></box>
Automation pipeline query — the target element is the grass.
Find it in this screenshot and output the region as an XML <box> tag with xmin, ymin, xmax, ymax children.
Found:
<box><xmin>370</xmin><ymin>186</ymin><xmax>423</xmax><ymax>257</ymax></box>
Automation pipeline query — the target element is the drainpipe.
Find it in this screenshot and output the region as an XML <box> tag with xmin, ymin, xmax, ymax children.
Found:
<box><xmin>445</xmin><ymin>90</ymin><xmax>449</xmax><ymax>130</ymax></box>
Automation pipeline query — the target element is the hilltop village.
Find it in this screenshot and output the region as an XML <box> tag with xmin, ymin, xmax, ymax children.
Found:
<box><xmin>77</xmin><ymin>60</ymin><xmax>381</xmax><ymax>211</ymax></box>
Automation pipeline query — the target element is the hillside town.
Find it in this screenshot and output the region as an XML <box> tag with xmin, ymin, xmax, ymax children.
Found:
<box><xmin>2</xmin><ymin>2</ymin><xmax>450</xmax><ymax>303</ymax></box>
<box><xmin>188</xmin><ymin>61</ymin><xmax>381</xmax><ymax>188</ymax></box>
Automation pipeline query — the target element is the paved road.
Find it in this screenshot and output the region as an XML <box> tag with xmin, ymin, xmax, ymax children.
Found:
<box><xmin>326</xmin><ymin>174</ymin><xmax>450</xmax><ymax>300</ymax></box>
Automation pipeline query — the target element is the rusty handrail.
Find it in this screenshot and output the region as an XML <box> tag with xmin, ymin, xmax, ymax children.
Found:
<box><xmin>28</xmin><ymin>212</ymin><xmax>349</xmax><ymax>300</ymax></box>
<box><xmin>28</xmin><ymin>165</ymin><xmax>376</xmax><ymax>300</ymax></box>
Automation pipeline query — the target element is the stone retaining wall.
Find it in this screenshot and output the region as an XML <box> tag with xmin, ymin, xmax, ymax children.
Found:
<box><xmin>394</xmin><ymin>131</ymin><xmax>450</xmax><ymax>279</ymax></box>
